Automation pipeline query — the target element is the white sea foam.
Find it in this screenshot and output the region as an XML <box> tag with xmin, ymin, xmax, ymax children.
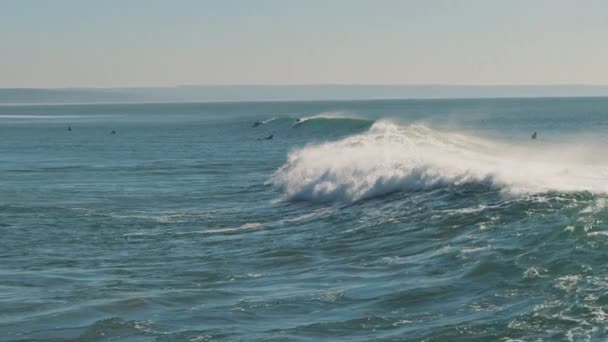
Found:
<box><xmin>186</xmin><ymin>222</ymin><xmax>263</xmax><ymax>235</ymax></box>
<box><xmin>460</xmin><ymin>245</ymin><xmax>491</xmax><ymax>255</ymax></box>
<box><xmin>262</xmin><ymin>117</ymin><xmax>279</xmax><ymax>124</ymax></box>
<box><xmin>292</xmin><ymin>111</ymin><xmax>359</xmax><ymax>126</ymax></box>
<box><xmin>271</xmin><ymin>121</ymin><xmax>608</xmax><ymax>203</ymax></box>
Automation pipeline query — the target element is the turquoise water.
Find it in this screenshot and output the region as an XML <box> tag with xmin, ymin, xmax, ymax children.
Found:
<box><xmin>3</xmin><ymin>98</ymin><xmax>608</xmax><ymax>341</ymax></box>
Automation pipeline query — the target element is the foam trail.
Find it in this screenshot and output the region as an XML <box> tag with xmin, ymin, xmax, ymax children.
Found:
<box><xmin>299</xmin><ymin>111</ymin><xmax>351</xmax><ymax>121</ymax></box>
<box><xmin>262</xmin><ymin>117</ymin><xmax>279</xmax><ymax>124</ymax></box>
<box><xmin>292</xmin><ymin>111</ymin><xmax>360</xmax><ymax>126</ymax></box>
<box><xmin>271</xmin><ymin>121</ymin><xmax>608</xmax><ymax>203</ymax></box>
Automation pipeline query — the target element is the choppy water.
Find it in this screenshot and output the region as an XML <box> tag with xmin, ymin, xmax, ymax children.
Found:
<box><xmin>3</xmin><ymin>98</ymin><xmax>608</xmax><ymax>341</ymax></box>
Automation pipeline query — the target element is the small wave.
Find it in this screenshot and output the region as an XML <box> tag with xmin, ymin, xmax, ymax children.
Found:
<box><xmin>292</xmin><ymin>111</ymin><xmax>371</xmax><ymax>127</ymax></box>
<box><xmin>297</xmin><ymin>111</ymin><xmax>352</xmax><ymax>122</ymax></box>
<box><xmin>262</xmin><ymin>117</ymin><xmax>280</xmax><ymax>124</ymax></box>
<box><xmin>202</xmin><ymin>222</ymin><xmax>262</xmax><ymax>234</ymax></box>
<box><xmin>443</xmin><ymin>205</ymin><xmax>491</xmax><ymax>216</ymax></box>
<box><xmin>271</xmin><ymin>121</ymin><xmax>608</xmax><ymax>203</ymax></box>
<box><xmin>269</xmin><ymin>207</ymin><xmax>335</xmax><ymax>224</ymax></box>
<box><xmin>179</xmin><ymin>222</ymin><xmax>263</xmax><ymax>235</ymax></box>
<box><xmin>110</xmin><ymin>210</ymin><xmax>211</xmax><ymax>223</ymax></box>
<box><xmin>123</xmin><ymin>222</ymin><xmax>263</xmax><ymax>239</ymax></box>
<box><xmin>253</xmin><ymin>117</ymin><xmax>294</xmax><ymax>126</ymax></box>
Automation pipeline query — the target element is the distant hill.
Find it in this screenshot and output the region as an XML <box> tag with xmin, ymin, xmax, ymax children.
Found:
<box><xmin>2</xmin><ymin>85</ymin><xmax>608</xmax><ymax>104</ymax></box>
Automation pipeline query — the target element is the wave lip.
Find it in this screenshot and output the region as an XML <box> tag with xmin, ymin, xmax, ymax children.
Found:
<box><xmin>271</xmin><ymin>121</ymin><xmax>608</xmax><ymax>203</ymax></box>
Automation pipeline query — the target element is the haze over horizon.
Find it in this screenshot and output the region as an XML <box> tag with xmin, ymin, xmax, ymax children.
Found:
<box><xmin>2</xmin><ymin>0</ymin><xmax>607</xmax><ymax>88</ymax></box>
<box><xmin>4</xmin><ymin>84</ymin><xmax>608</xmax><ymax>104</ymax></box>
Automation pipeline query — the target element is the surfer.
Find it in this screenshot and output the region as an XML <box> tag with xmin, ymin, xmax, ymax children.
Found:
<box><xmin>258</xmin><ymin>134</ymin><xmax>273</xmax><ymax>140</ymax></box>
<box><xmin>67</xmin><ymin>125</ymin><xmax>72</xmax><ymax>131</ymax></box>
<box><xmin>252</xmin><ymin>121</ymin><xmax>262</xmax><ymax>127</ymax></box>
<box><xmin>531</xmin><ymin>131</ymin><xmax>537</xmax><ymax>140</ymax></box>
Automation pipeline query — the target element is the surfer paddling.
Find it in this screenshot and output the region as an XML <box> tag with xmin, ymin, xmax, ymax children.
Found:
<box><xmin>258</xmin><ymin>134</ymin><xmax>273</xmax><ymax>140</ymax></box>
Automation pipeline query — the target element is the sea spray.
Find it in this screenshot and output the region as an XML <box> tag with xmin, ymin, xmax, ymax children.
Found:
<box><xmin>272</xmin><ymin>121</ymin><xmax>608</xmax><ymax>202</ymax></box>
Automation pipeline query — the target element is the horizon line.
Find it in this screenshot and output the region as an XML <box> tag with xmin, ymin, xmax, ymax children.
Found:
<box><xmin>2</xmin><ymin>95</ymin><xmax>608</xmax><ymax>107</ymax></box>
<box><xmin>3</xmin><ymin>83</ymin><xmax>608</xmax><ymax>90</ymax></box>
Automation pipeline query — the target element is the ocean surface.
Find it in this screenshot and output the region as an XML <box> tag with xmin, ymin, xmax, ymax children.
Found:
<box><xmin>3</xmin><ymin>98</ymin><xmax>608</xmax><ymax>341</ymax></box>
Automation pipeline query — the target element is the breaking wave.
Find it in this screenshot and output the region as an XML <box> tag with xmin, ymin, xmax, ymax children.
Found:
<box><xmin>271</xmin><ymin>121</ymin><xmax>608</xmax><ymax>203</ymax></box>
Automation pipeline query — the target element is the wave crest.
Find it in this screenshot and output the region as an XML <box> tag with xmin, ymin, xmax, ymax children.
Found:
<box><xmin>271</xmin><ymin>121</ymin><xmax>608</xmax><ymax>203</ymax></box>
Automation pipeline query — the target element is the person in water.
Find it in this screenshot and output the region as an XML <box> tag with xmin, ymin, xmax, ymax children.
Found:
<box><xmin>531</xmin><ymin>131</ymin><xmax>537</xmax><ymax>139</ymax></box>
<box><xmin>111</xmin><ymin>130</ymin><xmax>116</xmax><ymax>134</ymax></box>
<box><xmin>258</xmin><ymin>134</ymin><xmax>273</xmax><ymax>140</ymax></box>
<box><xmin>258</xmin><ymin>134</ymin><xmax>274</xmax><ymax>140</ymax></box>
<box><xmin>67</xmin><ymin>125</ymin><xmax>72</xmax><ymax>131</ymax></box>
<box><xmin>252</xmin><ymin>121</ymin><xmax>262</xmax><ymax>127</ymax></box>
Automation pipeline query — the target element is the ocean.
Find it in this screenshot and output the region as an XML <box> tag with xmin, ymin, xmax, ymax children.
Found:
<box><xmin>3</xmin><ymin>98</ymin><xmax>608</xmax><ymax>341</ymax></box>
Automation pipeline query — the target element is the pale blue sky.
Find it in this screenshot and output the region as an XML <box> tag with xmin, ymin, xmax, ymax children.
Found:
<box><xmin>1</xmin><ymin>0</ymin><xmax>607</xmax><ymax>87</ymax></box>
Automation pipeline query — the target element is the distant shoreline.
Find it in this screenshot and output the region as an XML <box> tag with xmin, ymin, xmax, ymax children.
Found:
<box><xmin>3</xmin><ymin>84</ymin><xmax>608</xmax><ymax>105</ymax></box>
<box><xmin>1</xmin><ymin>95</ymin><xmax>608</xmax><ymax>107</ymax></box>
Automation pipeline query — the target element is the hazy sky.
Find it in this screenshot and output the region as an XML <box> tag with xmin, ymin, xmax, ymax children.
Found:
<box><xmin>2</xmin><ymin>0</ymin><xmax>607</xmax><ymax>87</ymax></box>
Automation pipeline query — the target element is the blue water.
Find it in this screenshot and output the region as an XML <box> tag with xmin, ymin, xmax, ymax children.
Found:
<box><xmin>3</xmin><ymin>98</ymin><xmax>608</xmax><ymax>341</ymax></box>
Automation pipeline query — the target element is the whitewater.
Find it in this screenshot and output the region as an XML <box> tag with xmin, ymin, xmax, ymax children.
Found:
<box><xmin>273</xmin><ymin>120</ymin><xmax>608</xmax><ymax>202</ymax></box>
